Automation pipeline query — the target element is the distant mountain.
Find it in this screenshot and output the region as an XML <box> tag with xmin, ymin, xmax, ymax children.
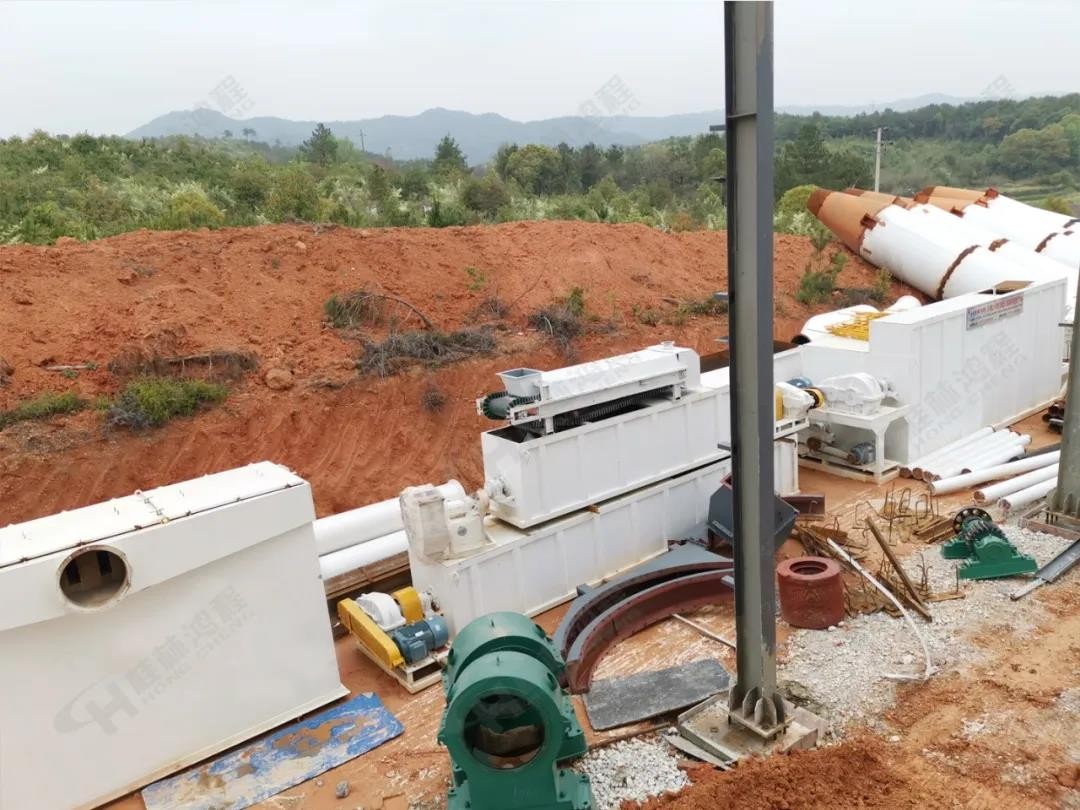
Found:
<box><xmin>124</xmin><ymin>94</ymin><xmax>981</xmax><ymax>162</ymax></box>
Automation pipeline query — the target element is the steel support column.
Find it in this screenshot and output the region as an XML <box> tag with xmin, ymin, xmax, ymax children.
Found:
<box><xmin>1050</xmin><ymin>274</ymin><xmax>1080</xmax><ymax>520</ymax></box>
<box><xmin>723</xmin><ymin>0</ymin><xmax>784</xmax><ymax>734</ymax></box>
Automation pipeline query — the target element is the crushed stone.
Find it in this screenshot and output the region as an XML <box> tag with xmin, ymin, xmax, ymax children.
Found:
<box><xmin>779</xmin><ymin>523</ymin><xmax>1071</xmax><ymax>737</ymax></box>
<box><xmin>575</xmin><ymin>737</ymin><xmax>689</xmax><ymax>810</ymax></box>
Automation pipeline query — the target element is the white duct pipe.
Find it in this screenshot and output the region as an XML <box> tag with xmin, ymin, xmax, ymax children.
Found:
<box><xmin>313</xmin><ymin>480</ymin><xmax>465</xmax><ymax>556</ymax></box>
<box><xmin>318</xmin><ymin>530</ymin><xmax>408</xmax><ymax>580</ymax></box>
<box><xmin>862</xmin><ymin>206</ymin><xmax>1035</xmax><ymax>299</ymax></box>
<box><xmin>974</xmin><ymin>463</ymin><xmax>1060</xmax><ymax>505</ymax></box>
<box><xmin>1001</xmin><ymin>477</ymin><xmax>1058</xmax><ymax>512</ymax></box>
<box><xmin>910</xmin><ymin>203</ymin><xmax>1077</xmax><ymax>298</ymax></box>
<box><xmin>961</xmin><ymin>436</ymin><xmax>1032</xmax><ymax>474</ymax></box>
<box><xmin>957</xmin><ymin>203</ymin><xmax>1080</xmax><ymax>270</ymax></box>
<box><xmin>906</xmin><ymin>426</ymin><xmax>995</xmax><ymax>478</ymax></box>
<box><xmin>924</xmin><ymin>431</ymin><xmax>1021</xmax><ymax>480</ymax></box>
<box><xmin>930</xmin><ymin>451</ymin><xmax>1060</xmax><ymax>496</ymax></box>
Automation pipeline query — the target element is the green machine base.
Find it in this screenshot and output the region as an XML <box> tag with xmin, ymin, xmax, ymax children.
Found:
<box><xmin>448</xmin><ymin>768</ymin><xmax>593</xmax><ymax>810</ymax></box>
<box><xmin>943</xmin><ymin>507</ymin><xmax>1038</xmax><ymax>580</ymax></box>
<box><xmin>439</xmin><ymin>612</ymin><xmax>594</xmax><ymax>810</ymax></box>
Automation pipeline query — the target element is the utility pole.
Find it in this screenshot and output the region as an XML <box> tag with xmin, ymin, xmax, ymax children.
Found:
<box><xmin>359</xmin><ymin>129</ymin><xmax>366</xmax><ymax>153</ymax></box>
<box><xmin>873</xmin><ymin>127</ymin><xmax>883</xmax><ymax>192</ymax></box>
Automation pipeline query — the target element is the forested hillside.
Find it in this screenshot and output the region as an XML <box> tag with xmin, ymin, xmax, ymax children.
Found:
<box><xmin>1</xmin><ymin>94</ymin><xmax>1076</xmax><ymax>245</ymax></box>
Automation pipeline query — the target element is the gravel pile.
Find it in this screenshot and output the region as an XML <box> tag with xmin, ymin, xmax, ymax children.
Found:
<box><xmin>575</xmin><ymin>738</ymin><xmax>689</xmax><ymax>810</ymax></box>
<box><xmin>779</xmin><ymin>523</ymin><xmax>1072</xmax><ymax>737</ymax></box>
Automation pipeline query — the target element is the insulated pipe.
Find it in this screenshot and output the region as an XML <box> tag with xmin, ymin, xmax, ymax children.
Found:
<box><xmin>974</xmin><ymin>463</ymin><xmax>1060</xmax><ymax>505</ymax></box>
<box><xmin>906</xmin><ymin>426</ymin><xmax>995</xmax><ymax>478</ymax></box>
<box><xmin>961</xmin><ymin>437</ymin><xmax>1032</xmax><ymax>474</ymax></box>
<box><xmin>808</xmin><ymin>190</ymin><xmax>1056</xmax><ymax>302</ymax></box>
<box><xmin>318</xmin><ymin>530</ymin><xmax>408</xmax><ymax>580</ymax></box>
<box><xmin>313</xmin><ymin>481</ymin><xmax>465</xmax><ymax>556</ymax></box>
<box><xmin>919</xmin><ymin>190</ymin><xmax>1080</xmax><ymax>270</ymax></box>
<box><xmin>1001</xmin><ymin>478</ymin><xmax>1058</xmax><ymax>512</ymax></box>
<box><xmin>929</xmin><ymin>451</ymin><xmax>1060</xmax><ymax>496</ymax></box>
<box><xmin>922</xmin><ymin>431</ymin><xmax>1020</xmax><ymax>480</ymax></box>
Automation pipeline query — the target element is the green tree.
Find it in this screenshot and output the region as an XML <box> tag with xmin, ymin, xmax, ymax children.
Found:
<box><xmin>997</xmin><ymin>124</ymin><xmax>1072</xmax><ymax>176</ymax></box>
<box><xmin>433</xmin><ymin>134</ymin><xmax>468</xmax><ymax>176</ymax></box>
<box><xmin>300</xmin><ymin>123</ymin><xmax>339</xmax><ymax>166</ymax></box>
<box><xmin>159</xmin><ymin>184</ymin><xmax>225</xmax><ymax>230</ymax></box>
<box><xmin>504</xmin><ymin>144</ymin><xmax>563</xmax><ymax>195</ymax></box>
<box><xmin>461</xmin><ymin>173</ymin><xmax>511</xmax><ymax>216</ymax></box>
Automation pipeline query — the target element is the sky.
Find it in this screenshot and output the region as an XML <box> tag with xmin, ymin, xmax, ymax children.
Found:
<box><xmin>0</xmin><ymin>0</ymin><xmax>1076</xmax><ymax>137</ymax></box>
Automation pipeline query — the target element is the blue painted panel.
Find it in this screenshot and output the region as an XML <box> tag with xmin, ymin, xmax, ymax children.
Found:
<box><xmin>142</xmin><ymin>693</ymin><xmax>403</xmax><ymax>810</ymax></box>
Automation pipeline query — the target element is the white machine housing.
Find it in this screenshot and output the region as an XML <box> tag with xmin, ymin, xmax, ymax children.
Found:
<box><xmin>0</xmin><ymin>463</ymin><xmax>346</xmax><ymax>810</ymax></box>
<box><xmin>481</xmin><ymin>343</ymin><xmax>726</xmax><ymax>528</ymax></box>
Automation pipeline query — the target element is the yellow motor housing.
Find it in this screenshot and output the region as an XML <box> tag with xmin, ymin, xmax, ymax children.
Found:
<box><xmin>337</xmin><ymin>598</ymin><xmax>404</xmax><ymax>669</ymax></box>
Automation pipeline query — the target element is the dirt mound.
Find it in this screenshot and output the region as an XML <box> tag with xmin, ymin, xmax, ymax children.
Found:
<box><xmin>634</xmin><ymin>736</ymin><xmax>966</xmax><ymax>809</ymax></box>
<box><xmin>0</xmin><ymin>221</ymin><xmax>907</xmax><ymax>525</ymax></box>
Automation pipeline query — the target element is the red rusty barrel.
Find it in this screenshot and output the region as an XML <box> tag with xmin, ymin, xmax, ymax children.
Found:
<box><xmin>777</xmin><ymin>556</ymin><xmax>844</xmax><ymax>630</ymax></box>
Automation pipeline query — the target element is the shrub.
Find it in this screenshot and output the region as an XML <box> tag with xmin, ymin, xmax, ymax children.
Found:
<box><xmin>420</xmin><ymin>384</ymin><xmax>447</xmax><ymax>412</ymax></box>
<box><xmin>461</xmin><ymin>174</ymin><xmax>511</xmax><ymax>216</ymax></box>
<box><xmin>324</xmin><ymin>289</ymin><xmax>387</xmax><ymax>328</ymax></box>
<box><xmin>796</xmin><ymin>266</ymin><xmax>840</xmax><ymax>305</ymax></box>
<box><xmin>106</xmin><ymin>378</ymin><xmax>227</xmax><ymax>429</ymax></box>
<box><xmin>0</xmin><ymin>392</ymin><xmax>87</xmax><ymax>429</ymax></box>
<box><xmin>564</xmin><ymin>287</ymin><xmax>586</xmax><ymax>317</ymax></box>
<box><xmin>158</xmin><ymin>184</ymin><xmax>225</xmax><ymax>230</ymax></box>
<box><xmin>358</xmin><ymin>328</ymin><xmax>496</xmax><ymax>377</ymax></box>
<box><xmin>530</xmin><ymin>305</ymin><xmax>583</xmax><ymax>357</ymax></box>
<box><xmin>471</xmin><ymin>297</ymin><xmax>508</xmax><ymax>321</ymax></box>
<box><xmin>267</xmin><ymin>164</ymin><xmax>320</xmax><ymax>221</ymax></box>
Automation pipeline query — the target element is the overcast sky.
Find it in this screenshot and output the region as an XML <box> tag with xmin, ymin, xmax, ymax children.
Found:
<box><xmin>0</xmin><ymin>0</ymin><xmax>1075</xmax><ymax>137</ymax></box>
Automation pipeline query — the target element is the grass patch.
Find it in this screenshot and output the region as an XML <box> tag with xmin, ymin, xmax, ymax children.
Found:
<box><xmin>358</xmin><ymin>328</ymin><xmax>496</xmax><ymax>377</ymax></box>
<box><xmin>106</xmin><ymin>377</ymin><xmax>227</xmax><ymax>429</ymax></box>
<box><xmin>633</xmin><ymin>295</ymin><xmax>727</xmax><ymax>326</ymax></box>
<box><xmin>324</xmin><ymin>289</ymin><xmax>387</xmax><ymax>329</ymax></box>
<box><xmin>0</xmin><ymin>391</ymin><xmax>87</xmax><ymax>430</ymax></box>
<box><xmin>531</xmin><ymin>287</ymin><xmax>589</xmax><ymax>358</ymax></box>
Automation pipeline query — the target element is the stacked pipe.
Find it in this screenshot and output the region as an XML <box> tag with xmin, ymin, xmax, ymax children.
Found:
<box><xmin>314</xmin><ymin>481</ymin><xmax>465</xmax><ymax>580</ymax></box>
<box><xmin>927</xmin><ymin>441</ymin><xmax>1062</xmax><ymax>512</ymax></box>
<box><xmin>904</xmin><ymin>427</ymin><xmax>1030</xmax><ymax>482</ymax></box>
<box><xmin>807</xmin><ymin>187</ymin><xmax>1078</xmax><ymax>321</ymax></box>
<box><xmin>918</xmin><ymin>186</ymin><xmax>1080</xmax><ymax>271</ymax></box>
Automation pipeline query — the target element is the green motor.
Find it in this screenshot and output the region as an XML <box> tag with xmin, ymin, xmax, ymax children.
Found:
<box><xmin>438</xmin><ymin>612</ymin><xmax>593</xmax><ymax>810</ymax></box>
<box><xmin>942</xmin><ymin>507</ymin><xmax>1038</xmax><ymax>580</ymax></box>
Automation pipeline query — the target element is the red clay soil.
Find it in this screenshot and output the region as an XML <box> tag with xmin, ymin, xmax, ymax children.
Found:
<box><xmin>633</xmin><ymin>736</ymin><xmax>960</xmax><ymax>810</ymax></box>
<box><xmin>0</xmin><ymin>221</ymin><xmax>910</xmax><ymax>525</ymax></box>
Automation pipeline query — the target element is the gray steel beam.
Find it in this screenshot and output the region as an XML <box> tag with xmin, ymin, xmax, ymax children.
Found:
<box><xmin>723</xmin><ymin>0</ymin><xmax>784</xmax><ymax>734</ymax></box>
<box><xmin>1050</xmin><ymin>274</ymin><xmax>1080</xmax><ymax>518</ymax></box>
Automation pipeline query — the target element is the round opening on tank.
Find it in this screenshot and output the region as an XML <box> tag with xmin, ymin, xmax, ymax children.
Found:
<box><xmin>59</xmin><ymin>547</ymin><xmax>129</xmax><ymax>609</ymax></box>
<box><xmin>463</xmin><ymin>693</ymin><xmax>545</xmax><ymax>769</ymax></box>
<box><xmin>790</xmin><ymin>559</ymin><xmax>829</xmax><ymax>577</ymax></box>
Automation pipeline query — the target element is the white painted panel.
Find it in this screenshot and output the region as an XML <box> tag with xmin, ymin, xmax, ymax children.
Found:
<box><xmin>0</xmin><ymin>466</ymin><xmax>345</xmax><ymax>810</ymax></box>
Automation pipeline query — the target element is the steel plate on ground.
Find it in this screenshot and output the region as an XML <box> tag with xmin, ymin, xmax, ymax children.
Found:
<box><xmin>583</xmin><ymin>658</ymin><xmax>731</xmax><ymax>731</ymax></box>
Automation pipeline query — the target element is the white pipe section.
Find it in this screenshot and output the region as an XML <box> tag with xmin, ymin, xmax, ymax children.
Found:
<box><xmin>974</xmin><ymin>463</ymin><xmax>1060</xmax><ymax>505</ymax></box>
<box><xmin>958</xmin><ymin>203</ymin><xmax>1080</xmax><ymax>269</ymax></box>
<box><xmin>1001</xmin><ymin>478</ymin><xmax>1058</xmax><ymax>512</ymax></box>
<box><xmin>314</xmin><ymin>498</ymin><xmax>404</xmax><ymax>556</ymax></box>
<box><xmin>313</xmin><ymin>481</ymin><xmax>465</xmax><ymax>555</ymax></box>
<box><xmin>911</xmin><ymin>203</ymin><xmax>1077</xmax><ymax>302</ymax></box>
<box><xmin>924</xmin><ymin>432</ymin><xmax>1021</xmax><ymax>480</ymax></box>
<box><xmin>961</xmin><ymin>436</ymin><xmax>1032</xmax><ymax>473</ymax></box>
<box><xmin>930</xmin><ymin>451</ymin><xmax>1060</xmax><ymax>496</ymax></box>
<box><xmin>318</xmin><ymin>530</ymin><xmax>408</xmax><ymax>580</ymax></box>
<box><xmin>862</xmin><ymin>206</ymin><xmax>1035</xmax><ymax>299</ymax></box>
<box><xmin>905</xmin><ymin>426</ymin><xmax>995</xmax><ymax>477</ymax></box>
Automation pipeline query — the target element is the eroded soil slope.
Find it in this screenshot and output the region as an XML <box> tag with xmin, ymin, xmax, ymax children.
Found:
<box><xmin>0</xmin><ymin>221</ymin><xmax>906</xmax><ymax>524</ymax></box>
